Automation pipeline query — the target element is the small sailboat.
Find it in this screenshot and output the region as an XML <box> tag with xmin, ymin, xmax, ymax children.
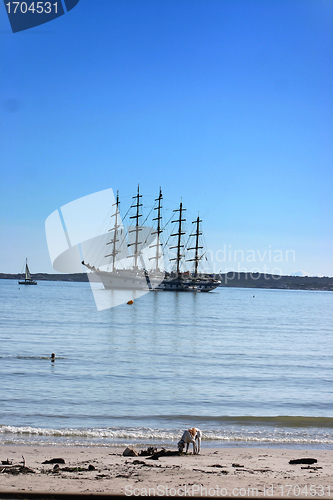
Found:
<box><xmin>18</xmin><ymin>258</ymin><xmax>37</xmax><ymax>285</ymax></box>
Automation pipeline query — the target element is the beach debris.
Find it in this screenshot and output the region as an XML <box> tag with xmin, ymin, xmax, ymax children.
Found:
<box><xmin>123</xmin><ymin>447</ymin><xmax>138</xmax><ymax>457</ymax></box>
<box><xmin>194</xmin><ymin>468</ymin><xmax>229</xmax><ymax>475</ymax></box>
<box><xmin>138</xmin><ymin>447</ymin><xmax>182</xmax><ymax>461</ymax></box>
<box><xmin>289</xmin><ymin>458</ymin><xmax>317</xmax><ymax>465</ymax></box>
<box><xmin>0</xmin><ymin>455</ymin><xmax>35</xmax><ymax>475</ymax></box>
<box><xmin>232</xmin><ymin>463</ymin><xmax>244</xmax><ymax>468</ymax></box>
<box><xmin>62</xmin><ymin>466</ymin><xmax>94</xmax><ymax>472</ymax></box>
<box><xmin>193</xmin><ymin>468</ymin><xmax>217</xmax><ymax>474</ymax></box>
<box><xmin>42</xmin><ymin>458</ymin><xmax>66</xmax><ymax>464</ymax></box>
<box><xmin>139</xmin><ymin>446</ymin><xmax>158</xmax><ymax>456</ymax></box>
<box><xmin>1</xmin><ymin>459</ymin><xmax>12</xmax><ymax>465</ymax></box>
<box><xmin>0</xmin><ymin>464</ymin><xmax>35</xmax><ymax>475</ymax></box>
<box><xmin>48</xmin><ymin>464</ymin><xmax>97</xmax><ymax>473</ymax></box>
<box><xmin>147</xmin><ymin>449</ymin><xmax>181</xmax><ymax>460</ymax></box>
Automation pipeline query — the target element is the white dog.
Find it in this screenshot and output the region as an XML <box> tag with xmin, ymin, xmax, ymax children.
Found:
<box><xmin>178</xmin><ymin>428</ymin><xmax>202</xmax><ymax>454</ymax></box>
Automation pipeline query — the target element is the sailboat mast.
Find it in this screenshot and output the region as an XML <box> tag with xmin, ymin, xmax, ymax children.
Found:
<box><xmin>176</xmin><ymin>204</ymin><xmax>183</xmax><ymax>275</ymax></box>
<box><xmin>129</xmin><ymin>184</ymin><xmax>142</xmax><ymax>269</ymax></box>
<box><xmin>105</xmin><ymin>190</ymin><xmax>121</xmax><ymax>271</ymax></box>
<box><xmin>25</xmin><ymin>258</ymin><xmax>29</xmax><ymax>280</ymax></box>
<box><xmin>152</xmin><ymin>188</ymin><xmax>163</xmax><ymax>271</ymax></box>
<box><xmin>170</xmin><ymin>202</ymin><xmax>186</xmax><ymax>275</ymax></box>
<box><xmin>193</xmin><ymin>215</ymin><xmax>202</xmax><ymax>277</ymax></box>
<box><xmin>111</xmin><ymin>191</ymin><xmax>120</xmax><ymax>272</ymax></box>
<box><xmin>187</xmin><ymin>214</ymin><xmax>203</xmax><ymax>277</ymax></box>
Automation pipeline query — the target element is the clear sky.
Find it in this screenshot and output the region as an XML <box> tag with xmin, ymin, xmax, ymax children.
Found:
<box><xmin>1</xmin><ymin>0</ymin><xmax>332</xmax><ymax>276</ymax></box>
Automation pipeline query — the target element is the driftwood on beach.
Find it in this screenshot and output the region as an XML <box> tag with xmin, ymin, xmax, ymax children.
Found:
<box><xmin>123</xmin><ymin>446</ymin><xmax>181</xmax><ymax>460</ymax></box>
<box><xmin>146</xmin><ymin>449</ymin><xmax>182</xmax><ymax>460</ymax></box>
<box><xmin>0</xmin><ymin>464</ymin><xmax>35</xmax><ymax>475</ymax></box>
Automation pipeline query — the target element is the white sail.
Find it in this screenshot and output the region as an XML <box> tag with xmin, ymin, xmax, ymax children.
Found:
<box><xmin>25</xmin><ymin>262</ymin><xmax>31</xmax><ymax>280</ymax></box>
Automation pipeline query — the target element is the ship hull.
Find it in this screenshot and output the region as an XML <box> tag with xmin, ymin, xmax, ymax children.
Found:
<box><xmin>93</xmin><ymin>270</ymin><xmax>220</xmax><ymax>292</ymax></box>
<box><xmin>92</xmin><ymin>269</ymin><xmax>161</xmax><ymax>290</ymax></box>
<box><xmin>156</xmin><ymin>277</ymin><xmax>220</xmax><ymax>292</ymax></box>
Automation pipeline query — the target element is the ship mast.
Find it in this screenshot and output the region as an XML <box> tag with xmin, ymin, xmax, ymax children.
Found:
<box><xmin>150</xmin><ymin>187</ymin><xmax>163</xmax><ymax>271</ymax></box>
<box><xmin>187</xmin><ymin>215</ymin><xmax>203</xmax><ymax>277</ymax></box>
<box><xmin>170</xmin><ymin>201</ymin><xmax>186</xmax><ymax>276</ymax></box>
<box><xmin>128</xmin><ymin>184</ymin><xmax>142</xmax><ymax>269</ymax></box>
<box><xmin>105</xmin><ymin>190</ymin><xmax>121</xmax><ymax>272</ymax></box>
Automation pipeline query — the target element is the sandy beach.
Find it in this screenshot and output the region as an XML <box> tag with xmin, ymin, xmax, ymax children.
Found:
<box><xmin>0</xmin><ymin>445</ymin><xmax>331</xmax><ymax>497</ymax></box>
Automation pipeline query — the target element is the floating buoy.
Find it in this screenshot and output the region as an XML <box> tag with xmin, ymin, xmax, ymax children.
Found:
<box><xmin>127</xmin><ymin>300</ymin><xmax>134</xmax><ymax>305</ymax></box>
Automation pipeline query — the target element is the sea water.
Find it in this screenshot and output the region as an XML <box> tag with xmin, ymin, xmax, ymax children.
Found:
<box><xmin>0</xmin><ymin>279</ymin><xmax>332</xmax><ymax>449</ymax></box>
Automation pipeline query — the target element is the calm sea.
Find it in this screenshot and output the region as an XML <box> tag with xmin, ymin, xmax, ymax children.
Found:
<box><xmin>0</xmin><ymin>279</ymin><xmax>332</xmax><ymax>449</ymax></box>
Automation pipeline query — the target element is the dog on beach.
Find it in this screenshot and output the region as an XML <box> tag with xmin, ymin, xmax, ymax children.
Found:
<box><xmin>178</xmin><ymin>428</ymin><xmax>202</xmax><ymax>454</ymax></box>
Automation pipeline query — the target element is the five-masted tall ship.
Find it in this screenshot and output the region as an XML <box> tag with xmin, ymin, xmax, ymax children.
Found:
<box><xmin>82</xmin><ymin>187</ymin><xmax>220</xmax><ymax>292</ymax></box>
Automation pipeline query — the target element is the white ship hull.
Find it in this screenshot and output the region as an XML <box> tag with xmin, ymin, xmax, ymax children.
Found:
<box><xmin>93</xmin><ymin>268</ymin><xmax>220</xmax><ymax>292</ymax></box>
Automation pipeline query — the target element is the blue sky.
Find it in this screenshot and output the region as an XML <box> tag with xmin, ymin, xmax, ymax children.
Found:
<box><xmin>1</xmin><ymin>0</ymin><xmax>332</xmax><ymax>276</ymax></box>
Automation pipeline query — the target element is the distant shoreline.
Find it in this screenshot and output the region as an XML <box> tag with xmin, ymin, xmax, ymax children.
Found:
<box><xmin>1</xmin><ymin>272</ymin><xmax>332</xmax><ymax>291</ymax></box>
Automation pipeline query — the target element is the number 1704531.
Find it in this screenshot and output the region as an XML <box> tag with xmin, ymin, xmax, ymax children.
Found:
<box><xmin>5</xmin><ymin>2</ymin><xmax>59</xmax><ymax>14</ymax></box>
<box><xmin>279</xmin><ymin>485</ymin><xmax>330</xmax><ymax>497</ymax></box>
